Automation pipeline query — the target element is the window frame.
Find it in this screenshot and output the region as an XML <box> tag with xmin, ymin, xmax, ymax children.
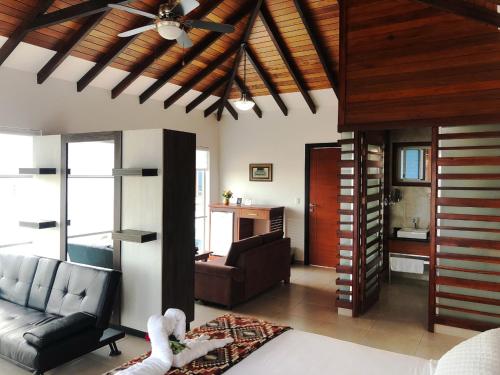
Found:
<box><xmin>195</xmin><ymin>148</ymin><xmax>210</xmax><ymax>252</ymax></box>
<box><xmin>392</xmin><ymin>142</ymin><xmax>431</xmax><ymax>187</ymax></box>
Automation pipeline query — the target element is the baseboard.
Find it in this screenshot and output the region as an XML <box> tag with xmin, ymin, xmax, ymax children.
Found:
<box><xmin>434</xmin><ymin>324</ymin><xmax>479</xmax><ymax>339</ymax></box>
<box><xmin>110</xmin><ymin>324</ymin><xmax>146</xmax><ymax>338</ymax></box>
<box><xmin>293</xmin><ymin>259</ymin><xmax>305</xmax><ymax>265</ymax></box>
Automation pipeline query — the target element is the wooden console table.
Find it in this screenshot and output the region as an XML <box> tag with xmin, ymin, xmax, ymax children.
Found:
<box><xmin>209</xmin><ymin>204</ymin><xmax>285</xmax><ymax>255</ymax></box>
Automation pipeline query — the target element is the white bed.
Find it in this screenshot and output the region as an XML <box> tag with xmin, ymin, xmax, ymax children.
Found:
<box><xmin>225</xmin><ymin>330</ymin><xmax>436</xmax><ymax>375</ymax></box>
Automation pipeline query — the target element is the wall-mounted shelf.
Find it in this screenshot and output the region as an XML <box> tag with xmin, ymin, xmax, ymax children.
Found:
<box><xmin>19</xmin><ymin>168</ymin><xmax>56</xmax><ymax>175</ymax></box>
<box><xmin>19</xmin><ymin>220</ymin><xmax>57</xmax><ymax>229</ymax></box>
<box><xmin>112</xmin><ymin>168</ymin><xmax>158</xmax><ymax>177</ymax></box>
<box><xmin>112</xmin><ymin>230</ymin><xmax>157</xmax><ymax>243</ymax></box>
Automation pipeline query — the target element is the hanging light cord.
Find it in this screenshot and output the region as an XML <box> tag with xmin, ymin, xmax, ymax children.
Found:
<box><xmin>243</xmin><ymin>45</ymin><xmax>247</xmax><ymax>96</ymax></box>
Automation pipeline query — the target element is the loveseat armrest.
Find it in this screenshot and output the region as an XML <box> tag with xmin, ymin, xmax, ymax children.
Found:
<box><xmin>23</xmin><ymin>312</ymin><xmax>97</xmax><ymax>349</ymax></box>
<box><xmin>195</xmin><ymin>262</ymin><xmax>244</xmax><ymax>282</ymax></box>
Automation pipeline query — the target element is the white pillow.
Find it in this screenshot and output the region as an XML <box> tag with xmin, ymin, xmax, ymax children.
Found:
<box><xmin>435</xmin><ymin>328</ymin><xmax>500</xmax><ymax>375</ymax></box>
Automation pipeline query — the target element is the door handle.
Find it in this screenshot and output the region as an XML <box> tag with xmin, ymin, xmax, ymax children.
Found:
<box><xmin>309</xmin><ymin>203</ymin><xmax>317</xmax><ymax>213</ymax></box>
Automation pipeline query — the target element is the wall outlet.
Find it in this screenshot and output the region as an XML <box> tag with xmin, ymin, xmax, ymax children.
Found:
<box><xmin>295</xmin><ymin>197</ymin><xmax>301</xmax><ymax>205</ymax></box>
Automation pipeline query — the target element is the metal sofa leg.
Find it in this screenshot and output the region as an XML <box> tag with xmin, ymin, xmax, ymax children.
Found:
<box><xmin>109</xmin><ymin>341</ymin><xmax>122</xmax><ymax>356</ymax></box>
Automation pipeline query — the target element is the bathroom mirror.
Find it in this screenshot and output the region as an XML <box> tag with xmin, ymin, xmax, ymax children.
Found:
<box><xmin>393</xmin><ymin>142</ymin><xmax>431</xmax><ymax>186</ymax></box>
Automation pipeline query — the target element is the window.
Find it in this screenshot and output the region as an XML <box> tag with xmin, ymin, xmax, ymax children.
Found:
<box><xmin>195</xmin><ymin>149</ymin><xmax>210</xmax><ymax>252</ymax></box>
<box><xmin>393</xmin><ymin>142</ymin><xmax>431</xmax><ymax>186</ymax></box>
<box><xmin>0</xmin><ymin>130</ymin><xmax>39</xmax><ymax>252</ymax></box>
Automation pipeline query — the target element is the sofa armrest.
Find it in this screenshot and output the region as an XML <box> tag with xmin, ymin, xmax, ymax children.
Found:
<box><xmin>23</xmin><ymin>312</ymin><xmax>97</xmax><ymax>349</ymax></box>
<box><xmin>195</xmin><ymin>262</ymin><xmax>244</xmax><ymax>282</ymax></box>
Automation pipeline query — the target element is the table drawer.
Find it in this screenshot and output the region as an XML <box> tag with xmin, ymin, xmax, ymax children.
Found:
<box><xmin>239</xmin><ymin>209</ymin><xmax>269</xmax><ymax>220</ymax></box>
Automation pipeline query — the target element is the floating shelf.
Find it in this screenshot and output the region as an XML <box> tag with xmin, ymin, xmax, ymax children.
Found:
<box><xmin>19</xmin><ymin>220</ymin><xmax>57</xmax><ymax>229</ymax></box>
<box><xmin>19</xmin><ymin>168</ymin><xmax>56</xmax><ymax>175</ymax></box>
<box><xmin>112</xmin><ymin>168</ymin><xmax>158</xmax><ymax>177</ymax></box>
<box><xmin>112</xmin><ymin>230</ymin><xmax>157</xmax><ymax>243</ymax></box>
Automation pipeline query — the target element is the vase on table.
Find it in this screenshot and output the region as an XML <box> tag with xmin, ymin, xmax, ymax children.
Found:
<box><xmin>223</xmin><ymin>197</ymin><xmax>229</xmax><ymax>205</ymax></box>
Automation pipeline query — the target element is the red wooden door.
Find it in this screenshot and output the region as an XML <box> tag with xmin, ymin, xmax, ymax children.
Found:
<box><xmin>309</xmin><ymin>147</ymin><xmax>340</xmax><ymax>267</ymax></box>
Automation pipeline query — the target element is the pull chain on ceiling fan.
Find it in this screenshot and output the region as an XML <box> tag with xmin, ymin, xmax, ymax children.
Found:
<box><xmin>109</xmin><ymin>0</ymin><xmax>235</xmax><ymax>48</ymax></box>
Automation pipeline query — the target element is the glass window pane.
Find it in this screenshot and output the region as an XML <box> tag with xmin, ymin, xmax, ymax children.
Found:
<box><xmin>403</xmin><ymin>149</ymin><xmax>420</xmax><ymax>179</ymax></box>
<box><xmin>195</xmin><ymin>217</ymin><xmax>205</xmax><ymax>251</ymax></box>
<box><xmin>195</xmin><ymin>170</ymin><xmax>205</xmax><ymax>218</ymax></box>
<box><xmin>196</xmin><ymin>149</ymin><xmax>208</xmax><ymax>169</ymax></box>
<box><xmin>68</xmin><ymin>141</ymin><xmax>114</xmax><ymax>176</ymax></box>
<box><xmin>0</xmin><ymin>134</ymin><xmax>33</xmax><ymax>175</ymax></box>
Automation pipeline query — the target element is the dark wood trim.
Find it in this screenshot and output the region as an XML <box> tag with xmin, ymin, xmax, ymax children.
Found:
<box><xmin>137</xmin><ymin>0</ymin><xmax>248</xmax><ymax>104</ymax></box>
<box><xmin>416</xmin><ymin>0</ymin><xmax>500</xmax><ymax>28</ymax></box>
<box><xmin>304</xmin><ymin>142</ymin><xmax>340</xmax><ymax>266</ymax></box>
<box><xmin>37</xmin><ymin>12</ymin><xmax>108</xmax><ymax>84</ymax></box>
<box><xmin>162</xmin><ymin>130</ymin><xmax>195</xmax><ymax>322</ymax></box>
<box><xmin>392</xmin><ymin>142</ymin><xmax>432</xmax><ymax>187</ymax></box>
<box><xmin>428</xmin><ymin>126</ymin><xmax>438</xmax><ymax>332</ymax></box>
<box><xmin>337</xmin><ymin>0</ymin><xmax>347</xmax><ymax>131</ymax></box>
<box><xmin>163</xmin><ymin>43</ymin><xmax>240</xmax><ymax>110</ymax></box>
<box><xmin>217</xmin><ymin>0</ymin><xmax>263</xmax><ymax>120</ymax></box>
<box><xmin>224</xmin><ymin>100</ymin><xmax>238</xmax><ymax>121</ymax></box>
<box><xmin>0</xmin><ymin>0</ymin><xmax>55</xmax><ymax>66</ymax></box>
<box><xmin>259</xmin><ymin>5</ymin><xmax>316</xmax><ymax>114</ymax></box>
<box><xmin>185</xmin><ymin>75</ymin><xmax>229</xmax><ymax>114</ymax></box>
<box><xmin>293</xmin><ymin>0</ymin><xmax>338</xmax><ymax>98</ymax></box>
<box><xmin>29</xmin><ymin>0</ymin><xmax>134</xmax><ymax>31</ymax></box>
<box><xmin>204</xmin><ymin>99</ymin><xmax>238</xmax><ymax>120</ymax></box>
<box><xmin>245</xmin><ymin>47</ymin><xmax>288</xmax><ymax>116</ymax></box>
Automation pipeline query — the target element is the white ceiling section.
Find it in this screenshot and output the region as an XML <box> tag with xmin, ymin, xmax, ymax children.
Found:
<box><xmin>0</xmin><ymin>36</ymin><xmax>338</xmax><ymax>115</ymax></box>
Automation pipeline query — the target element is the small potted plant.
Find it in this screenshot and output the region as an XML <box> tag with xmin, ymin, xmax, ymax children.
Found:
<box><xmin>222</xmin><ymin>190</ymin><xmax>233</xmax><ymax>205</ymax></box>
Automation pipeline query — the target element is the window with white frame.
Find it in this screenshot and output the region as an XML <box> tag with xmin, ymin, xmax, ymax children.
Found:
<box><xmin>0</xmin><ymin>129</ymin><xmax>39</xmax><ymax>251</ymax></box>
<box><xmin>195</xmin><ymin>149</ymin><xmax>210</xmax><ymax>252</ymax></box>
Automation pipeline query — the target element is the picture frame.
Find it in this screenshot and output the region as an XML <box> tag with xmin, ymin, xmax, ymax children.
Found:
<box><xmin>236</xmin><ymin>197</ymin><xmax>242</xmax><ymax>205</ymax></box>
<box><xmin>249</xmin><ymin>163</ymin><xmax>273</xmax><ymax>182</ymax></box>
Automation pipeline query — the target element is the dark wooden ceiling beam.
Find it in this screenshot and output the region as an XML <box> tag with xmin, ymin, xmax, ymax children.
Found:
<box><xmin>259</xmin><ymin>5</ymin><xmax>316</xmax><ymax>114</ymax></box>
<box><xmin>37</xmin><ymin>12</ymin><xmax>109</xmax><ymax>84</ymax></box>
<box><xmin>246</xmin><ymin>46</ymin><xmax>288</xmax><ymax>116</ymax></box>
<box><xmin>185</xmin><ymin>74</ymin><xmax>229</xmax><ymax>113</ymax></box>
<box><xmin>0</xmin><ymin>0</ymin><xmax>55</xmax><ymax>66</ymax></box>
<box><xmin>293</xmin><ymin>0</ymin><xmax>339</xmax><ymax>98</ymax></box>
<box><xmin>204</xmin><ymin>99</ymin><xmax>238</xmax><ymax>120</ymax></box>
<box><xmin>138</xmin><ymin>0</ymin><xmax>249</xmax><ymax>104</ymax></box>
<box><xmin>76</xmin><ymin>17</ymin><xmax>154</xmax><ymax>92</ymax></box>
<box><xmin>217</xmin><ymin>0</ymin><xmax>263</xmax><ymax>121</ymax></box>
<box><xmin>416</xmin><ymin>0</ymin><xmax>500</xmax><ymax>28</ymax></box>
<box><xmin>163</xmin><ymin>42</ymin><xmax>240</xmax><ymax>110</ymax></box>
<box><xmin>29</xmin><ymin>0</ymin><xmax>135</xmax><ymax>31</ymax></box>
<box><xmin>234</xmin><ymin>75</ymin><xmax>263</xmax><ymax>118</ymax></box>
<box><xmin>112</xmin><ymin>0</ymin><xmax>225</xmax><ymax>100</ymax></box>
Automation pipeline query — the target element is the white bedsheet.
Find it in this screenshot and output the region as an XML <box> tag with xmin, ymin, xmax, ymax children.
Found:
<box><xmin>225</xmin><ymin>330</ymin><xmax>437</xmax><ymax>375</ymax></box>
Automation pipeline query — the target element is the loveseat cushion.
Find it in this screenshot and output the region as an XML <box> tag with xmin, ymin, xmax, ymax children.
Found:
<box><xmin>260</xmin><ymin>230</ymin><xmax>284</xmax><ymax>244</ymax></box>
<box><xmin>28</xmin><ymin>257</ymin><xmax>60</xmax><ymax>311</ymax></box>
<box><xmin>225</xmin><ymin>236</ymin><xmax>263</xmax><ymax>267</ymax></box>
<box><xmin>23</xmin><ymin>312</ymin><xmax>96</xmax><ymax>349</ymax></box>
<box><xmin>0</xmin><ymin>254</ymin><xmax>39</xmax><ymax>306</ymax></box>
<box><xmin>45</xmin><ymin>262</ymin><xmax>120</xmax><ymax>328</ymax></box>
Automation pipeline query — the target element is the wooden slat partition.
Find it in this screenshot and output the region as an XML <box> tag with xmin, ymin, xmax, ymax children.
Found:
<box><xmin>430</xmin><ymin>125</ymin><xmax>500</xmax><ymax>332</ymax></box>
<box><xmin>336</xmin><ymin>131</ymin><xmax>359</xmax><ymax>315</ymax></box>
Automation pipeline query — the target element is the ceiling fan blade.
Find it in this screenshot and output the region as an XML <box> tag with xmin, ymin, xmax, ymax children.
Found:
<box><xmin>172</xmin><ymin>0</ymin><xmax>199</xmax><ymax>17</ymax></box>
<box><xmin>108</xmin><ymin>4</ymin><xmax>157</xmax><ymax>19</ymax></box>
<box><xmin>118</xmin><ymin>24</ymin><xmax>156</xmax><ymax>38</ymax></box>
<box><xmin>185</xmin><ymin>20</ymin><xmax>235</xmax><ymax>34</ymax></box>
<box><xmin>176</xmin><ymin>30</ymin><xmax>193</xmax><ymax>48</ymax></box>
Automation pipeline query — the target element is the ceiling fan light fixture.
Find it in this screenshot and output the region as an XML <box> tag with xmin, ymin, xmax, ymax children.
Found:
<box><xmin>156</xmin><ymin>20</ymin><xmax>182</xmax><ymax>40</ymax></box>
<box><xmin>234</xmin><ymin>93</ymin><xmax>255</xmax><ymax>111</ymax></box>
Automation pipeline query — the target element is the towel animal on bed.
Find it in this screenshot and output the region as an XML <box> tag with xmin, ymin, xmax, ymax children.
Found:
<box><xmin>116</xmin><ymin>309</ymin><xmax>233</xmax><ymax>375</ymax></box>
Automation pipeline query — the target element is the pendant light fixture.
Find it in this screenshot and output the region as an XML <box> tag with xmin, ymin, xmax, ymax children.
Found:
<box><xmin>234</xmin><ymin>45</ymin><xmax>255</xmax><ymax>111</ymax></box>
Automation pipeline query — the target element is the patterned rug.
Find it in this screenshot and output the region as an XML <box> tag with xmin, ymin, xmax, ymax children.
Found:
<box><xmin>105</xmin><ymin>315</ymin><xmax>291</xmax><ymax>375</ymax></box>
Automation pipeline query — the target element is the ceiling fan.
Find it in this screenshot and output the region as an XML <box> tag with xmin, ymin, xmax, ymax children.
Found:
<box><xmin>109</xmin><ymin>0</ymin><xmax>235</xmax><ymax>48</ymax></box>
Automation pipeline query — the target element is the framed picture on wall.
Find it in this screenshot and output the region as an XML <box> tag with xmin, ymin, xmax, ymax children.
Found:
<box><xmin>249</xmin><ymin>163</ymin><xmax>273</xmax><ymax>182</ymax></box>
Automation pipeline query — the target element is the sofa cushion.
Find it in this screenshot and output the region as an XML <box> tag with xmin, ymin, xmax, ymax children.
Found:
<box><xmin>260</xmin><ymin>230</ymin><xmax>284</xmax><ymax>244</ymax></box>
<box><xmin>23</xmin><ymin>312</ymin><xmax>96</xmax><ymax>349</ymax></box>
<box><xmin>0</xmin><ymin>254</ymin><xmax>39</xmax><ymax>306</ymax></box>
<box><xmin>225</xmin><ymin>236</ymin><xmax>263</xmax><ymax>267</ymax></box>
<box><xmin>45</xmin><ymin>262</ymin><xmax>120</xmax><ymax>328</ymax></box>
<box><xmin>28</xmin><ymin>257</ymin><xmax>60</xmax><ymax>311</ymax></box>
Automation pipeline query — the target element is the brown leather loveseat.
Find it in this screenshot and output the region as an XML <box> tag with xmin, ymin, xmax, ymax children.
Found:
<box><xmin>195</xmin><ymin>231</ymin><xmax>291</xmax><ymax>308</ymax></box>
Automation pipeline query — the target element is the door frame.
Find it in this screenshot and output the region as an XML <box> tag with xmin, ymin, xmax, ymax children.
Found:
<box><xmin>304</xmin><ymin>142</ymin><xmax>340</xmax><ymax>265</ymax></box>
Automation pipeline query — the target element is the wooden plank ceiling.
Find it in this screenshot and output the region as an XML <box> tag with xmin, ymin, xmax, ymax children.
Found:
<box><xmin>0</xmin><ymin>0</ymin><xmax>339</xmax><ymax>119</ymax></box>
<box><xmin>339</xmin><ymin>0</ymin><xmax>500</xmax><ymax>131</ymax></box>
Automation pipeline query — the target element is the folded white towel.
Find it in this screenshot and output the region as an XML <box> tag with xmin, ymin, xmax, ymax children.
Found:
<box><xmin>390</xmin><ymin>257</ymin><xmax>424</xmax><ymax>274</ymax></box>
<box><xmin>115</xmin><ymin>309</ymin><xmax>233</xmax><ymax>374</ymax></box>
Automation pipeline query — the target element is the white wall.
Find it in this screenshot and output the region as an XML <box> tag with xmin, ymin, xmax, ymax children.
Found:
<box><xmin>0</xmin><ymin>67</ymin><xmax>220</xmax><ymax>203</ymax></box>
<box><xmin>219</xmin><ymin>91</ymin><xmax>340</xmax><ymax>261</ymax></box>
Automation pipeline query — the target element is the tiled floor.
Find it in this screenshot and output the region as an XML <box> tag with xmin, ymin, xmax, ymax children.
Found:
<box><xmin>0</xmin><ymin>265</ymin><xmax>466</xmax><ymax>374</ymax></box>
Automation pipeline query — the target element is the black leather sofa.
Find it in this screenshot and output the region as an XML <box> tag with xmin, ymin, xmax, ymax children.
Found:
<box><xmin>0</xmin><ymin>253</ymin><xmax>122</xmax><ymax>374</ymax></box>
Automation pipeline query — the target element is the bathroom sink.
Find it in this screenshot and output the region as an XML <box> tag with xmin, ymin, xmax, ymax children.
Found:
<box><xmin>397</xmin><ymin>228</ymin><xmax>429</xmax><ymax>240</ymax></box>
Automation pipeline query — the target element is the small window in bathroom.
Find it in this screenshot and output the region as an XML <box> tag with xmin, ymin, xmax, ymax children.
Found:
<box><xmin>393</xmin><ymin>142</ymin><xmax>431</xmax><ymax>186</ymax></box>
